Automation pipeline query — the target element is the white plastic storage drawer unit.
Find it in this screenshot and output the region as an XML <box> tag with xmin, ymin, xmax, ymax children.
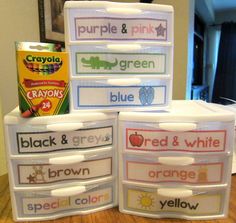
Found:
<box><xmin>4</xmin><ymin>108</ymin><xmax>118</xmax><ymax>221</ymax></box>
<box><xmin>118</xmin><ymin>100</ymin><xmax>235</xmax><ymax>220</ymax></box>
<box><xmin>65</xmin><ymin>1</ymin><xmax>173</xmax><ymax>112</ymax></box>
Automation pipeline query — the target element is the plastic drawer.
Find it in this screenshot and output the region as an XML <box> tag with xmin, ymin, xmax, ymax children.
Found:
<box><xmin>4</xmin><ymin>108</ymin><xmax>117</xmax><ymax>155</ymax></box>
<box><xmin>11</xmin><ymin>180</ymin><xmax>117</xmax><ymax>221</ymax></box>
<box><xmin>70</xmin><ymin>76</ymin><xmax>171</xmax><ymax>112</ymax></box>
<box><xmin>64</xmin><ymin>1</ymin><xmax>173</xmax><ymax>43</ymax></box>
<box><xmin>119</xmin><ymin>100</ymin><xmax>235</xmax><ymax>154</ymax></box>
<box><xmin>68</xmin><ymin>44</ymin><xmax>172</xmax><ymax>77</ymax></box>
<box><xmin>122</xmin><ymin>153</ymin><xmax>231</xmax><ymax>186</ymax></box>
<box><xmin>9</xmin><ymin>149</ymin><xmax>115</xmax><ymax>189</ymax></box>
<box><xmin>120</xmin><ymin>183</ymin><xmax>230</xmax><ymax>220</ymax></box>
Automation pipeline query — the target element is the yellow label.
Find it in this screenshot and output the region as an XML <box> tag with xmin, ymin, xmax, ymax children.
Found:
<box><xmin>17</xmin><ymin>50</ymin><xmax>69</xmax><ymax>117</ymax></box>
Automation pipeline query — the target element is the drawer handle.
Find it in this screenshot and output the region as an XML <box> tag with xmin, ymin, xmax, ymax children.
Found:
<box><xmin>107</xmin><ymin>78</ymin><xmax>141</xmax><ymax>86</ymax></box>
<box><xmin>51</xmin><ymin>185</ymin><xmax>86</xmax><ymax>197</ymax></box>
<box><xmin>106</xmin><ymin>7</ymin><xmax>141</xmax><ymax>14</ymax></box>
<box><xmin>46</xmin><ymin>123</ymin><xmax>84</xmax><ymax>132</ymax></box>
<box><xmin>158</xmin><ymin>157</ymin><xmax>195</xmax><ymax>166</ymax></box>
<box><xmin>106</xmin><ymin>44</ymin><xmax>141</xmax><ymax>51</ymax></box>
<box><xmin>49</xmin><ymin>155</ymin><xmax>85</xmax><ymax>165</ymax></box>
<box><xmin>157</xmin><ymin>188</ymin><xmax>193</xmax><ymax>198</ymax></box>
<box><xmin>159</xmin><ymin>123</ymin><xmax>197</xmax><ymax>131</ymax></box>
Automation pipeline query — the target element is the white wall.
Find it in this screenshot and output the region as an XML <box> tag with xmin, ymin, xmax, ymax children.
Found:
<box><xmin>154</xmin><ymin>0</ymin><xmax>195</xmax><ymax>99</ymax></box>
<box><xmin>0</xmin><ymin>0</ymin><xmax>39</xmax><ymax>175</ymax></box>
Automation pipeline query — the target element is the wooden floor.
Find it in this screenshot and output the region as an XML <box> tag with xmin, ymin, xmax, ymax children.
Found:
<box><xmin>1</xmin><ymin>174</ymin><xmax>236</xmax><ymax>223</ymax></box>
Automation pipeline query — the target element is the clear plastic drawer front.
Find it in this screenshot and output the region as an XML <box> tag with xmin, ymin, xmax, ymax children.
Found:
<box><xmin>13</xmin><ymin>180</ymin><xmax>117</xmax><ymax>221</ymax></box>
<box><xmin>64</xmin><ymin>2</ymin><xmax>173</xmax><ymax>43</ymax></box>
<box><xmin>70</xmin><ymin>77</ymin><xmax>171</xmax><ymax>111</ymax></box>
<box><xmin>10</xmin><ymin>151</ymin><xmax>115</xmax><ymax>188</ymax></box>
<box><xmin>6</xmin><ymin>118</ymin><xmax>116</xmax><ymax>155</ymax></box>
<box><xmin>123</xmin><ymin>154</ymin><xmax>230</xmax><ymax>186</ymax></box>
<box><xmin>120</xmin><ymin>120</ymin><xmax>234</xmax><ymax>154</ymax></box>
<box><xmin>68</xmin><ymin>44</ymin><xmax>172</xmax><ymax>77</ymax></box>
<box><xmin>120</xmin><ymin>184</ymin><xmax>229</xmax><ymax>220</ymax></box>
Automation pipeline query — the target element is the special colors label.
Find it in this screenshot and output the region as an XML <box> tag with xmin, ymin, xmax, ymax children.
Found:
<box><xmin>126</xmin><ymin>161</ymin><xmax>223</xmax><ymax>184</ymax></box>
<box><xmin>22</xmin><ymin>187</ymin><xmax>113</xmax><ymax>214</ymax></box>
<box><xmin>17</xmin><ymin>157</ymin><xmax>112</xmax><ymax>184</ymax></box>
<box><xmin>75</xmin><ymin>85</ymin><xmax>167</xmax><ymax>108</ymax></box>
<box><xmin>127</xmin><ymin>188</ymin><xmax>222</xmax><ymax>215</ymax></box>
<box><xmin>75</xmin><ymin>53</ymin><xmax>166</xmax><ymax>75</ymax></box>
<box><xmin>16</xmin><ymin>42</ymin><xmax>69</xmax><ymax>117</ymax></box>
<box><xmin>16</xmin><ymin>126</ymin><xmax>113</xmax><ymax>153</ymax></box>
<box><xmin>72</xmin><ymin>17</ymin><xmax>168</xmax><ymax>41</ymax></box>
<box><xmin>126</xmin><ymin>128</ymin><xmax>226</xmax><ymax>152</ymax></box>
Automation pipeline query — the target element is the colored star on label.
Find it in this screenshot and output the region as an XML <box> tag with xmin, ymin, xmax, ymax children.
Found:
<box><xmin>155</xmin><ymin>24</ymin><xmax>166</xmax><ymax>37</ymax></box>
<box><xmin>27</xmin><ymin>174</ymin><xmax>36</xmax><ymax>183</ymax></box>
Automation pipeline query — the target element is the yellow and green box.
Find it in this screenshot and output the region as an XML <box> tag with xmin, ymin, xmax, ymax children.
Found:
<box><xmin>16</xmin><ymin>42</ymin><xmax>69</xmax><ymax>117</ymax></box>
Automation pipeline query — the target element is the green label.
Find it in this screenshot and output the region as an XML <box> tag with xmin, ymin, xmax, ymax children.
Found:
<box><xmin>76</xmin><ymin>53</ymin><xmax>166</xmax><ymax>75</ymax></box>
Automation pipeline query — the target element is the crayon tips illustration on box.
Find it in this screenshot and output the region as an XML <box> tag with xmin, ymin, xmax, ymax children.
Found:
<box><xmin>16</xmin><ymin>42</ymin><xmax>69</xmax><ymax>117</ymax></box>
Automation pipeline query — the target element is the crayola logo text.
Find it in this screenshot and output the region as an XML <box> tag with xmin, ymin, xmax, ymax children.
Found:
<box><xmin>26</xmin><ymin>55</ymin><xmax>61</xmax><ymax>64</ymax></box>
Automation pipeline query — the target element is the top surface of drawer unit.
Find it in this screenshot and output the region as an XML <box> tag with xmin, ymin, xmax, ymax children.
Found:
<box><xmin>5</xmin><ymin>107</ymin><xmax>117</xmax><ymax>125</ymax></box>
<box><xmin>119</xmin><ymin>100</ymin><xmax>235</xmax><ymax>123</ymax></box>
<box><xmin>64</xmin><ymin>1</ymin><xmax>173</xmax><ymax>43</ymax></box>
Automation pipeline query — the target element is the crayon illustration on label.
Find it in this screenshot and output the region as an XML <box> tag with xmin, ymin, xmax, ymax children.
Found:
<box><xmin>126</xmin><ymin>161</ymin><xmax>223</xmax><ymax>184</ymax></box>
<box><xmin>126</xmin><ymin>129</ymin><xmax>226</xmax><ymax>152</ymax></box>
<box><xmin>127</xmin><ymin>189</ymin><xmax>221</xmax><ymax>215</ymax></box>
<box><xmin>23</xmin><ymin>187</ymin><xmax>113</xmax><ymax>215</ymax></box>
<box><xmin>73</xmin><ymin>17</ymin><xmax>168</xmax><ymax>41</ymax></box>
<box><xmin>76</xmin><ymin>86</ymin><xmax>166</xmax><ymax>108</ymax></box>
<box><xmin>76</xmin><ymin>53</ymin><xmax>166</xmax><ymax>75</ymax></box>
<box><xmin>17</xmin><ymin>126</ymin><xmax>113</xmax><ymax>153</ymax></box>
<box><xmin>18</xmin><ymin>157</ymin><xmax>112</xmax><ymax>184</ymax></box>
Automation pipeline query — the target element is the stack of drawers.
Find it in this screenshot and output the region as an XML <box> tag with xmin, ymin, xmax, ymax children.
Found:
<box><xmin>64</xmin><ymin>1</ymin><xmax>173</xmax><ymax>111</ymax></box>
<box><xmin>118</xmin><ymin>100</ymin><xmax>235</xmax><ymax>220</ymax></box>
<box><xmin>4</xmin><ymin>109</ymin><xmax>118</xmax><ymax>221</ymax></box>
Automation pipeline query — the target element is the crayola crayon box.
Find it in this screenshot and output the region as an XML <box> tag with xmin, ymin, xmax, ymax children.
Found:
<box><xmin>15</xmin><ymin>42</ymin><xmax>69</xmax><ymax>117</ymax></box>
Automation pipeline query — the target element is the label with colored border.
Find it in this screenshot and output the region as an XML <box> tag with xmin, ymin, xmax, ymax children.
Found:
<box><xmin>126</xmin><ymin>128</ymin><xmax>226</xmax><ymax>152</ymax></box>
<box><xmin>126</xmin><ymin>161</ymin><xmax>223</xmax><ymax>184</ymax></box>
<box><xmin>17</xmin><ymin>126</ymin><xmax>113</xmax><ymax>154</ymax></box>
<box><xmin>127</xmin><ymin>188</ymin><xmax>222</xmax><ymax>216</ymax></box>
<box><xmin>76</xmin><ymin>86</ymin><xmax>167</xmax><ymax>108</ymax></box>
<box><xmin>17</xmin><ymin>157</ymin><xmax>112</xmax><ymax>185</ymax></box>
<box><xmin>75</xmin><ymin>52</ymin><xmax>166</xmax><ymax>75</ymax></box>
<box><xmin>73</xmin><ymin>17</ymin><xmax>168</xmax><ymax>41</ymax></box>
<box><xmin>22</xmin><ymin>187</ymin><xmax>113</xmax><ymax>215</ymax></box>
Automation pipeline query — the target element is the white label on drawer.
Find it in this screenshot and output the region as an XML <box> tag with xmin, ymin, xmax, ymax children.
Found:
<box><xmin>77</xmin><ymin>86</ymin><xmax>166</xmax><ymax>107</ymax></box>
<box><xmin>75</xmin><ymin>53</ymin><xmax>166</xmax><ymax>75</ymax></box>
<box><xmin>127</xmin><ymin>189</ymin><xmax>221</xmax><ymax>215</ymax></box>
<box><xmin>126</xmin><ymin>129</ymin><xmax>226</xmax><ymax>152</ymax></box>
<box><xmin>74</xmin><ymin>17</ymin><xmax>168</xmax><ymax>41</ymax></box>
<box><xmin>17</xmin><ymin>126</ymin><xmax>113</xmax><ymax>154</ymax></box>
<box><xmin>18</xmin><ymin>157</ymin><xmax>112</xmax><ymax>184</ymax></box>
<box><xmin>126</xmin><ymin>161</ymin><xmax>223</xmax><ymax>184</ymax></box>
<box><xmin>22</xmin><ymin>187</ymin><xmax>112</xmax><ymax>214</ymax></box>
